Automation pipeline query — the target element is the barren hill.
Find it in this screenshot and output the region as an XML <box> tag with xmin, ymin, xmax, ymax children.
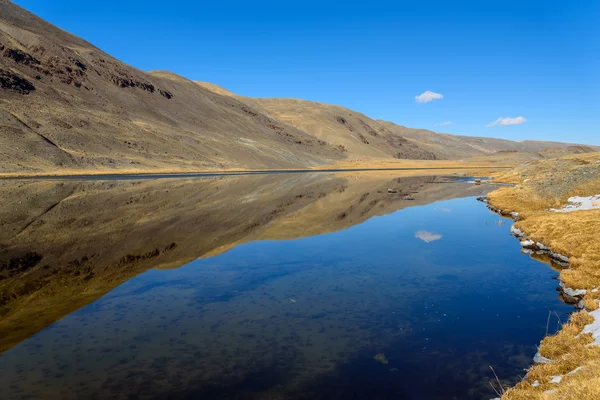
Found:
<box><xmin>378</xmin><ymin>120</ymin><xmax>599</xmax><ymax>159</ymax></box>
<box><xmin>0</xmin><ymin>0</ymin><xmax>597</xmax><ymax>175</ymax></box>
<box><xmin>196</xmin><ymin>82</ymin><xmax>597</xmax><ymax>162</ymax></box>
<box><xmin>0</xmin><ymin>0</ymin><xmax>346</xmax><ymax>175</ymax></box>
<box><xmin>194</xmin><ymin>84</ymin><xmax>439</xmax><ymax>161</ymax></box>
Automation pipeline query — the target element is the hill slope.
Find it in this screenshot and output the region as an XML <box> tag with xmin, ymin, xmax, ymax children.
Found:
<box><xmin>378</xmin><ymin>120</ymin><xmax>599</xmax><ymax>159</ymax></box>
<box><xmin>194</xmin><ymin>83</ymin><xmax>440</xmax><ymax>161</ymax></box>
<box><xmin>197</xmin><ymin>82</ymin><xmax>597</xmax><ymax>162</ymax></box>
<box><xmin>246</xmin><ymin>98</ymin><xmax>438</xmax><ymax>160</ymax></box>
<box><xmin>0</xmin><ymin>0</ymin><xmax>346</xmax><ymax>174</ymax></box>
<box><xmin>0</xmin><ymin>0</ymin><xmax>596</xmax><ymax>175</ymax></box>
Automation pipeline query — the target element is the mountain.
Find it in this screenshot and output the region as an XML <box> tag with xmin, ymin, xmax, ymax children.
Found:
<box><xmin>0</xmin><ymin>0</ymin><xmax>597</xmax><ymax>176</ymax></box>
<box><xmin>0</xmin><ymin>0</ymin><xmax>346</xmax><ymax>175</ymax></box>
<box><xmin>378</xmin><ymin>121</ymin><xmax>599</xmax><ymax>159</ymax></box>
<box><xmin>197</xmin><ymin>82</ymin><xmax>598</xmax><ymax>162</ymax></box>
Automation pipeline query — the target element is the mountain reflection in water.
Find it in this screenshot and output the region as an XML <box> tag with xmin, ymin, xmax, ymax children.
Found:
<box><xmin>0</xmin><ymin>173</ymin><xmax>571</xmax><ymax>400</ymax></box>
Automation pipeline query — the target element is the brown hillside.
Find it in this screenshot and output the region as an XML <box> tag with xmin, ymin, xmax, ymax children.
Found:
<box><xmin>0</xmin><ymin>0</ymin><xmax>597</xmax><ymax>175</ymax></box>
<box><xmin>0</xmin><ymin>0</ymin><xmax>346</xmax><ymax>175</ymax></box>
<box><xmin>379</xmin><ymin>120</ymin><xmax>599</xmax><ymax>159</ymax></box>
<box><xmin>246</xmin><ymin>98</ymin><xmax>438</xmax><ymax>160</ymax></box>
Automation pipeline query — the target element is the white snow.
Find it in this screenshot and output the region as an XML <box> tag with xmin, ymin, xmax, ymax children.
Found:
<box><xmin>567</xmin><ymin>366</ymin><xmax>585</xmax><ymax>375</ymax></box>
<box><xmin>531</xmin><ymin>380</ymin><xmax>540</xmax><ymax>387</ymax></box>
<box><xmin>534</xmin><ymin>350</ymin><xmax>554</xmax><ymax>364</ymax></box>
<box><xmin>536</xmin><ymin>242</ymin><xmax>550</xmax><ymax>251</ymax></box>
<box><xmin>581</xmin><ymin>304</ymin><xmax>600</xmax><ymax>345</ymax></box>
<box><xmin>520</xmin><ymin>240</ymin><xmax>535</xmax><ymax>248</ymax></box>
<box><xmin>549</xmin><ymin>375</ymin><xmax>562</xmax><ymax>384</ymax></box>
<box><xmin>559</xmin><ymin>282</ymin><xmax>587</xmax><ymax>299</ymax></box>
<box><xmin>552</xmin><ymin>195</ymin><xmax>600</xmax><ymax>213</ymax></box>
<box><xmin>510</xmin><ymin>225</ymin><xmax>524</xmax><ymax>237</ymax></box>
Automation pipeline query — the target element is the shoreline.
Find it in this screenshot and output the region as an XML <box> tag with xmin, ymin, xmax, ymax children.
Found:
<box><xmin>482</xmin><ymin>154</ymin><xmax>600</xmax><ymax>399</ymax></box>
<box><xmin>485</xmin><ymin>195</ymin><xmax>599</xmax><ymax>399</ymax></box>
<box><xmin>0</xmin><ymin>165</ymin><xmax>512</xmax><ymax>180</ymax></box>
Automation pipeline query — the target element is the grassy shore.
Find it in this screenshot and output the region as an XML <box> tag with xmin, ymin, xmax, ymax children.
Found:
<box><xmin>0</xmin><ymin>158</ymin><xmax>514</xmax><ymax>179</ymax></box>
<box><xmin>486</xmin><ymin>152</ymin><xmax>600</xmax><ymax>399</ymax></box>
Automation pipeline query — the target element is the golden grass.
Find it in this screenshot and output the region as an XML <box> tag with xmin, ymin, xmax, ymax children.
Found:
<box><xmin>516</xmin><ymin>210</ymin><xmax>600</xmax><ymax>289</ymax></box>
<box><xmin>0</xmin><ymin>157</ymin><xmax>515</xmax><ymax>179</ymax></box>
<box><xmin>490</xmin><ymin>153</ymin><xmax>600</xmax><ymax>399</ymax></box>
<box><xmin>502</xmin><ymin>310</ymin><xmax>600</xmax><ymax>399</ymax></box>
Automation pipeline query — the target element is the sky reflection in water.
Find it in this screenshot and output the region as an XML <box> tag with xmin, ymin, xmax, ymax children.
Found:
<box><xmin>0</xmin><ymin>178</ymin><xmax>572</xmax><ymax>400</ymax></box>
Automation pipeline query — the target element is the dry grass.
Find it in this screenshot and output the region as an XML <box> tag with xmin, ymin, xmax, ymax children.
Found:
<box><xmin>490</xmin><ymin>153</ymin><xmax>600</xmax><ymax>399</ymax></box>
<box><xmin>0</xmin><ymin>157</ymin><xmax>517</xmax><ymax>179</ymax></box>
<box><xmin>516</xmin><ymin>210</ymin><xmax>600</xmax><ymax>289</ymax></box>
<box><xmin>502</xmin><ymin>311</ymin><xmax>600</xmax><ymax>399</ymax></box>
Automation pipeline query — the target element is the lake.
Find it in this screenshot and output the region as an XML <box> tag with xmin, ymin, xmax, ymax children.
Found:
<box><xmin>0</xmin><ymin>172</ymin><xmax>572</xmax><ymax>399</ymax></box>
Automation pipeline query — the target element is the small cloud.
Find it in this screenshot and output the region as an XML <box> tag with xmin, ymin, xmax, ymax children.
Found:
<box><xmin>486</xmin><ymin>116</ymin><xmax>527</xmax><ymax>127</ymax></box>
<box><xmin>415</xmin><ymin>230</ymin><xmax>443</xmax><ymax>243</ymax></box>
<box><xmin>435</xmin><ymin>121</ymin><xmax>452</xmax><ymax>126</ymax></box>
<box><xmin>415</xmin><ymin>90</ymin><xmax>443</xmax><ymax>104</ymax></box>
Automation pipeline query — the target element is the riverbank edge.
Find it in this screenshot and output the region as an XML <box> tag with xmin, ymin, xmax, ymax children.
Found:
<box><xmin>0</xmin><ymin>165</ymin><xmax>512</xmax><ymax>180</ymax></box>
<box><xmin>482</xmin><ymin>194</ymin><xmax>600</xmax><ymax>399</ymax></box>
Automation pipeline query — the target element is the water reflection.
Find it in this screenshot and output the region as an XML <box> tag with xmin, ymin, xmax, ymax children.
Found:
<box><xmin>0</xmin><ymin>173</ymin><xmax>571</xmax><ymax>400</ymax></box>
<box><xmin>414</xmin><ymin>230</ymin><xmax>443</xmax><ymax>243</ymax></box>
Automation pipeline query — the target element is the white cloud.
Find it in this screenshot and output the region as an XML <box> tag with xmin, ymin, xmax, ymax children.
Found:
<box><xmin>415</xmin><ymin>230</ymin><xmax>443</xmax><ymax>243</ymax></box>
<box><xmin>486</xmin><ymin>116</ymin><xmax>527</xmax><ymax>127</ymax></box>
<box><xmin>415</xmin><ymin>90</ymin><xmax>443</xmax><ymax>103</ymax></box>
<box><xmin>436</xmin><ymin>121</ymin><xmax>452</xmax><ymax>126</ymax></box>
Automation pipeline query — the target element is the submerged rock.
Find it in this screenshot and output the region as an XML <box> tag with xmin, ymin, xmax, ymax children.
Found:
<box><xmin>559</xmin><ymin>282</ymin><xmax>587</xmax><ymax>304</ymax></box>
<box><xmin>373</xmin><ymin>353</ymin><xmax>388</xmax><ymax>364</ymax></box>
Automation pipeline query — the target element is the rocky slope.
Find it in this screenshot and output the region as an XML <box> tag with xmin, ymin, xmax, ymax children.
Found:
<box><xmin>0</xmin><ymin>0</ymin><xmax>347</xmax><ymax>175</ymax></box>
<box><xmin>0</xmin><ymin>0</ymin><xmax>597</xmax><ymax>175</ymax></box>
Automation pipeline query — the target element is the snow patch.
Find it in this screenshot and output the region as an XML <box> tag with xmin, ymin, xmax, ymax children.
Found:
<box><xmin>559</xmin><ymin>282</ymin><xmax>587</xmax><ymax>299</ymax></box>
<box><xmin>536</xmin><ymin>242</ymin><xmax>550</xmax><ymax>251</ymax></box>
<box><xmin>533</xmin><ymin>350</ymin><xmax>554</xmax><ymax>364</ymax></box>
<box><xmin>552</xmin><ymin>195</ymin><xmax>600</xmax><ymax>213</ymax></box>
<box><xmin>581</xmin><ymin>304</ymin><xmax>600</xmax><ymax>345</ymax></box>
<box><xmin>531</xmin><ymin>380</ymin><xmax>540</xmax><ymax>387</ymax></box>
<box><xmin>520</xmin><ymin>240</ymin><xmax>535</xmax><ymax>248</ymax></box>
<box><xmin>510</xmin><ymin>225</ymin><xmax>524</xmax><ymax>237</ymax></box>
<box><xmin>568</xmin><ymin>366</ymin><xmax>585</xmax><ymax>375</ymax></box>
<box><xmin>549</xmin><ymin>375</ymin><xmax>562</xmax><ymax>384</ymax></box>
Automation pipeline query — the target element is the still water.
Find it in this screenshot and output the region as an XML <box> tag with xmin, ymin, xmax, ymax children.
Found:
<box><xmin>0</xmin><ymin>173</ymin><xmax>571</xmax><ymax>399</ymax></box>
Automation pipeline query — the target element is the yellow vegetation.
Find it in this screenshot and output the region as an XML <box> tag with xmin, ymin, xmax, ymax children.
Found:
<box><xmin>488</xmin><ymin>152</ymin><xmax>600</xmax><ymax>399</ymax></box>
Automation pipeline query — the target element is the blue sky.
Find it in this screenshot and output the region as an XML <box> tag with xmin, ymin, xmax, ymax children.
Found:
<box><xmin>13</xmin><ymin>0</ymin><xmax>599</xmax><ymax>145</ymax></box>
